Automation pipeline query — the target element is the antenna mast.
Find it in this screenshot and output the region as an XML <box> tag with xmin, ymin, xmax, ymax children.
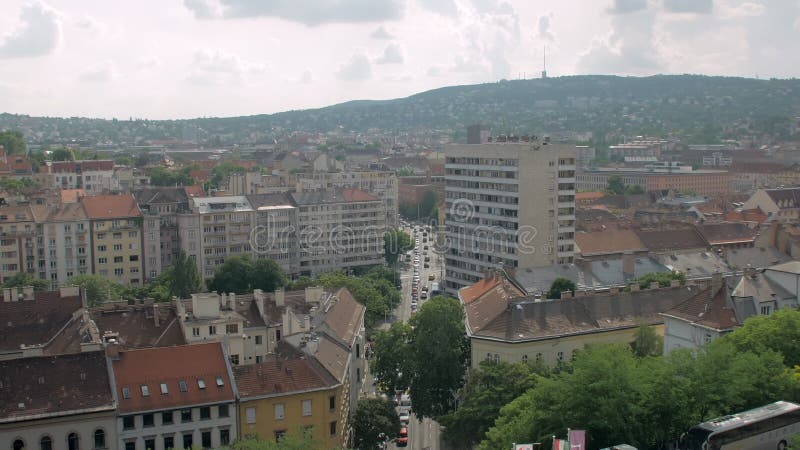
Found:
<box><xmin>541</xmin><ymin>45</ymin><xmax>548</xmax><ymax>79</ymax></box>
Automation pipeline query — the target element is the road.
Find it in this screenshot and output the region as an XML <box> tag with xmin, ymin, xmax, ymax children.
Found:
<box><xmin>386</xmin><ymin>223</ymin><xmax>445</xmax><ymax>450</ymax></box>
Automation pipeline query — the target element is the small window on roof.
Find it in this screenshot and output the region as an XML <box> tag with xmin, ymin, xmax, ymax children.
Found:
<box><xmin>198</xmin><ymin>379</ymin><xmax>206</xmax><ymax>390</ymax></box>
<box><xmin>179</xmin><ymin>380</ymin><xmax>188</xmax><ymax>392</ymax></box>
<box><xmin>216</xmin><ymin>376</ymin><xmax>224</xmax><ymax>387</ymax></box>
<box><xmin>141</xmin><ymin>385</ymin><xmax>150</xmax><ymax>397</ymax></box>
<box><xmin>160</xmin><ymin>383</ymin><xmax>168</xmax><ymax>394</ymax></box>
<box><xmin>122</xmin><ymin>387</ymin><xmax>130</xmax><ymax>399</ymax></box>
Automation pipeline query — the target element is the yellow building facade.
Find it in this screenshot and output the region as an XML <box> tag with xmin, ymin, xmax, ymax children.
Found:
<box><xmin>82</xmin><ymin>194</ymin><xmax>144</xmax><ymax>286</ymax></box>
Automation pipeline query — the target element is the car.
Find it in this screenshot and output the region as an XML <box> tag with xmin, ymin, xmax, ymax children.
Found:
<box><xmin>420</xmin><ymin>292</ymin><xmax>427</xmax><ymax>300</ymax></box>
<box><xmin>424</xmin><ymin>245</ymin><xmax>429</xmax><ymax>250</ymax></box>
<box><xmin>428</xmin><ymin>274</ymin><xmax>435</xmax><ymax>281</ymax></box>
<box><xmin>399</xmin><ymin>411</ymin><xmax>410</xmax><ymax>423</ymax></box>
<box><xmin>424</xmin><ymin>263</ymin><xmax>430</xmax><ymax>268</ymax></box>
<box><xmin>421</xmin><ymin>286</ymin><xmax>428</xmax><ymax>292</ymax></box>
<box><xmin>397</xmin><ymin>427</ymin><xmax>409</xmax><ymax>447</ymax></box>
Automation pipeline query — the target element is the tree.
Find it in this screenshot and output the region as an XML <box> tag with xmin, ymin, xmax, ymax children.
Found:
<box><xmin>547</xmin><ymin>277</ymin><xmax>576</xmax><ymax>299</ymax></box>
<box><xmin>206</xmin><ymin>256</ymin><xmax>288</xmax><ymax>295</ymax></box>
<box><xmin>636</xmin><ymin>271</ymin><xmax>685</xmax><ymax>289</ymax></box>
<box><xmin>223</xmin><ymin>431</ymin><xmax>318</xmax><ymax>450</ymax></box>
<box><xmin>606</xmin><ymin>175</ymin><xmax>626</xmax><ymax>195</ymax></box>
<box><xmin>384</xmin><ymin>229</ymin><xmax>413</xmax><ymax>266</ymax></box>
<box><xmin>0</xmin><ymin>130</ymin><xmax>26</xmax><ymax>154</ymax></box>
<box><xmin>630</xmin><ymin>324</ymin><xmax>663</xmax><ymax>357</ymax></box>
<box><xmin>1</xmin><ymin>272</ymin><xmax>49</xmax><ymax>291</ymax></box>
<box><xmin>157</xmin><ymin>250</ymin><xmax>201</xmax><ymax>299</ymax></box>
<box><xmin>440</xmin><ymin>361</ymin><xmax>540</xmax><ymax>449</ymax></box>
<box><xmin>371</xmin><ymin>321</ymin><xmax>413</xmax><ymax>393</ymax></box>
<box><xmin>67</xmin><ymin>274</ymin><xmax>122</xmax><ymax>306</ymax></box>
<box><xmin>50</xmin><ymin>147</ymin><xmax>73</xmax><ymax>161</ymax></box>
<box><xmin>318</xmin><ymin>270</ymin><xmax>399</xmax><ymax>329</ymax></box>
<box><xmin>408</xmin><ymin>296</ymin><xmax>469</xmax><ymax>419</ymax></box>
<box><xmin>250</xmin><ymin>257</ymin><xmax>289</xmax><ymax>293</ymax></box>
<box><xmin>352</xmin><ymin>398</ymin><xmax>401</xmax><ymax>450</ymax></box>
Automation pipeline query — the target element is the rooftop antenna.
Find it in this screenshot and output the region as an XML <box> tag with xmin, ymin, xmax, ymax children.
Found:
<box><xmin>541</xmin><ymin>45</ymin><xmax>548</xmax><ymax>79</ymax></box>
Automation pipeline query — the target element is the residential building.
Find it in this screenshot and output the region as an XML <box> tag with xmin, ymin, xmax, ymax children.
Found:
<box><xmin>296</xmin><ymin>171</ymin><xmax>399</xmax><ymax>227</ymax></box>
<box><xmin>291</xmin><ymin>189</ymin><xmax>386</xmax><ymax>277</ymax></box>
<box><xmin>190</xmin><ymin>196</ymin><xmax>254</xmax><ymax>280</ymax></box>
<box><xmin>91</xmin><ymin>301</ymin><xmax>186</xmax><ymax>350</ymax></box>
<box><xmin>0</xmin><ymin>351</ymin><xmax>117</xmax><ymax>450</ymax></box>
<box><xmin>44</xmin><ymin>160</ymin><xmax>117</xmax><ymax>194</ymax></box>
<box><xmin>31</xmin><ymin>203</ymin><xmax>92</xmax><ymax>288</ymax></box>
<box><xmin>444</xmin><ymin>140</ymin><xmax>577</xmax><ymax>295</ymax></box>
<box><xmin>460</xmin><ymin>271</ymin><xmax>701</xmax><ymax>368</ymax></box>
<box><xmin>109</xmin><ymin>342</ymin><xmax>237</xmax><ymax>450</ymax></box>
<box><xmin>743</xmin><ymin>187</ymin><xmax>800</xmax><ymax>223</ymax></box>
<box><xmin>577</xmin><ymin>169</ymin><xmax>731</xmax><ymax>197</ymax></box>
<box><xmin>82</xmin><ymin>194</ymin><xmax>144</xmax><ymax>286</ymax></box>
<box><xmin>0</xmin><ymin>206</ymin><xmax>37</xmax><ymax>284</ymax></box>
<box><xmin>607</xmin><ymin>139</ymin><xmax>669</xmax><ymax>159</ymax></box>
<box><xmin>467</xmin><ymin>124</ymin><xmax>490</xmax><ymax>144</ymax></box>
<box><xmin>247</xmin><ymin>193</ymin><xmax>299</xmax><ymax>275</ymax></box>
<box><xmin>235</xmin><ymin>355</ymin><xmax>345</xmax><ymax>448</ymax></box>
<box><xmin>134</xmin><ymin>187</ymin><xmax>192</xmax><ymax>281</ymax></box>
<box><xmin>0</xmin><ymin>146</ymin><xmax>33</xmax><ymax>179</ymax></box>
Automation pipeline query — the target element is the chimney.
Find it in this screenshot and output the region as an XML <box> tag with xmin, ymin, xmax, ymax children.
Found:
<box><xmin>254</xmin><ymin>289</ymin><xmax>265</xmax><ymax>317</ymax></box>
<box><xmin>304</xmin><ymin>315</ymin><xmax>311</xmax><ymax>330</ymax></box>
<box><xmin>670</xmin><ymin>279</ymin><xmax>681</xmax><ymax>287</ymax></box>
<box><xmin>649</xmin><ymin>281</ymin><xmax>660</xmax><ymax>290</ymax></box>
<box><xmin>3</xmin><ymin>288</ymin><xmax>11</xmax><ymax>302</ymax></box>
<box><xmin>103</xmin><ymin>332</ymin><xmax>121</xmax><ymax>360</ymax></box>
<box><xmin>228</xmin><ymin>293</ymin><xmax>235</xmax><ymax>309</ymax></box>
<box><xmin>622</xmin><ymin>252</ymin><xmax>635</xmax><ymax>280</ymax></box>
<box><xmin>630</xmin><ymin>283</ymin><xmax>640</xmax><ymax>292</ymax></box>
<box><xmin>153</xmin><ymin>303</ymin><xmax>160</xmax><ymax>328</ymax></box>
<box><xmin>275</xmin><ymin>288</ymin><xmax>285</xmax><ymax>307</ymax></box>
<box><xmin>711</xmin><ymin>271</ymin><xmax>723</xmax><ymax>293</ymax></box>
<box><xmin>560</xmin><ymin>290</ymin><xmax>573</xmax><ymax>299</ymax></box>
<box><xmin>22</xmin><ymin>286</ymin><xmax>34</xmax><ymax>301</ymax></box>
<box><xmin>219</xmin><ymin>293</ymin><xmax>227</xmax><ymax>309</ymax></box>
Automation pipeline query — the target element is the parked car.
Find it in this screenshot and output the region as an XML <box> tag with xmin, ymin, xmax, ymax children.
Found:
<box><xmin>397</xmin><ymin>427</ymin><xmax>409</xmax><ymax>447</ymax></box>
<box><xmin>399</xmin><ymin>411</ymin><xmax>410</xmax><ymax>424</ymax></box>
<box><xmin>428</xmin><ymin>274</ymin><xmax>435</xmax><ymax>281</ymax></box>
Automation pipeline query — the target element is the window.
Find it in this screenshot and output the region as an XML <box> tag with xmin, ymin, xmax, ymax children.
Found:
<box><xmin>274</xmin><ymin>430</ymin><xmax>286</xmax><ymax>442</ymax></box>
<box><xmin>179</xmin><ymin>380</ymin><xmax>188</xmax><ymax>392</ymax></box>
<box><xmin>141</xmin><ymin>385</ymin><xmax>150</xmax><ymax>397</ymax></box>
<box><xmin>124</xmin><ymin>442</ymin><xmax>135</xmax><ymax>450</ymax></box>
<box><xmin>113</xmin><ymin>245</ymin><xmax>122</xmax><ymax>252</ymax></box>
<box><xmin>13</xmin><ymin>440</ymin><xmax>25</xmax><ymax>450</ymax></box>
<box><xmin>181</xmin><ymin>409</ymin><xmax>192</xmax><ymax>423</ymax></box>
<box><xmin>163</xmin><ymin>436</ymin><xmax>174</xmax><ymax>450</ymax></box>
<box><xmin>200</xmin><ymin>406</ymin><xmax>211</xmax><ymax>420</ymax></box>
<box><xmin>198</xmin><ymin>379</ymin><xmax>206</xmax><ymax>390</ymax></box>
<box><xmin>761</xmin><ymin>304</ymin><xmax>772</xmax><ymax>315</ymax></box>
<box><xmin>230</xmin><ymin>354</ymin><xmax>240</xmax><ymax>365</ymax></box>
<box><xmin>182</xmin><ymin>434</ymin><xmax>193</xmax><ymax>450</ymax></box>
<box><xmin>144</xmin><ymin>439</ymin><xmax>155</xmax><ymax>450</ymax></box>
<box><xmin>246</xmin><ymin>407</ymin><xmax>257</xmax><ymax>424</ymax></box>
<box><xmin>274</xmin><ymin>403</ymin><xmax>285</xmax><ymax>420</ymax></box>
<box><xmin>557</xmin><ymin>351</ymin><xmax>564</xmax><ymax>362</ymax></box>
<box><xmin>122</xmin><ymin>387</ymin><xmax>131</xmax><ymax>399</ymax></box>
<box><xmin>226</xmin><ymin>324</ymin><xmax>239</xmax><ymax>334</ymax></box>
<box><xmin>40</xmin><ymin>436</ymin><xmax>52</xmax><ymax>450</ymax></box>
<box><xmin>98</xmin><ymin>245</ymin><xmax>106</xmax><ymax>252</ymax></box>
<box><xmin>68</xmin><ymin>433</ymin><xmax>79</xmax><ymax>450</ymax></box>
<box><xmin>143</xmin><ymin>413</ymin><xmax>154</xmax><ymax>428</ymax></box>
<box><xmin>255</xmin><ymin>335</ymin><xmax>263</xmax><ymax>345</ymax></box>
<box><xmin>162</xmin><ymin>411</ymin><xmax>173</xmax><ymax>425</ymax></box>
<box><xmin>329</xmin><ymin>421</ymin><xmax>337</xmax><ymax>436</ymax></box>
<box><xmin>208</xmin><ymin>325</ymin><xmax>216</xmax><ymax>335</ymax></box>
<box><xmin>192</xmin><ymin>327</ymin><xmax>200</xmax><ymax>337</ymax></box>
<box><xmin>114</xmin><ymin>268</ymin><xmax>124</xmax><ymax>276</ymax></box>
<box><xmin>129</xmin><ymin>255</ymin><xmax>139</xmax><ymax>262</ymax></box>
<box><xmin>201</xmin><ymin>431</ymin><xmax>212</xmax><ymax>449</ymax></box>
<box><xmin>216</xmin><ymin>376</ymin><xmax>225</xmax><ymax>387</ymax></box>
<box><xmin>218</xmin><ymin>404</ymin><xmax>229</xmax><ymax>418</ymax></box>
<box><xmin>160</xmin><ymin>383</ymin><xmax>168</xmax><ymax>394</ymax></box>
<box><xmin>536</xmin><ymin>353</ymin><xmax>543</xmax><ymax>362</ymax></box>
<box><xmin>123</xmin><ymin>416</ymin><xmax>135</xmax><ymax>430</ymax></box>
<box><xmin>220</xmin><ymin>429</ymin><xmax>230</xmax><ymax>446</ymax></box>
<box><xmin>329</xmin><ymin>395</ymin><xmax>336</xmax><ymax>411</ymax></box>
<box><xmin>98</xmin><ymin>257</ymin><xmax>108</xmax><ymax>264</ymax></box>
<box><xmin>302</xmin><ymin>399</ymin><xmax>312</xmax><ymax>417</ymax></box>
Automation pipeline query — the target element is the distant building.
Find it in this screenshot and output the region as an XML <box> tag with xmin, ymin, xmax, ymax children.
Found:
<box><xmin>467</xmin><ymin>124</ymin><xmax>490</xmax><ymax>145</ymax></box>
<box><xmin>188</xmin><ymin>196</ymin><xmax>254</xmax><ymax>280</ymax></box>
<box><xmin>134</xmin><ymin>187</ymin><xmax>192</xmax><ymax>281</ymax></box>
<box><xmin>81</xmin><ymin>194</ymin><xmax>144</xmax><ymax>286</ymax></box>
<box><xmin>44</xmin><ymin>160</ymin><xmax>117</xmax><ymax>194</ymax></box>
<box><xmin>743</xmin><ymin>187</ymin><xmax>800</xmax><ymax>223</ymax></box>
<box><xmin>578</xmin><ymin>168</ymin><xmax>731</xmax><ymax>197</ymax></box>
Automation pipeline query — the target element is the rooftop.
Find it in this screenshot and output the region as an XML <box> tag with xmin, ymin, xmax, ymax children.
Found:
<box><xmin>91</xmin><ymin>303</ymin><xmax>185</xmax><ymax>350</ymax></box>
<box><xmin>192</xmin><ymin>196</ymin><xmax>253</xmax><ymax>214</ymax></box>
<box><xmin>233</xmin><ymin>356</ymin><xmax>338</xmax><ymax>399</ymax></box>
<box><xmin>636</xmin><ymin>227</ymin><xmax>707</xmax><ymax>252</ymax></box>
<box><xmin>576</xmin><ymin>229</ymin><xmax>646</xmax><ymax>256</ymax></box>
<box><xmin>291</xmin><ymin>188</ymin><xmax>379</xmax><ymax>205</ymax></box>
<box><xmin>81</xmin><ymin>194</ymin><xmax>142</xmax><ymax>219</ymax></box>
<box><xmin>0</xmin><ymin>290</ymin><xmax>84</xmax><ymax>354</ymax></box>
<box><xmin>661</xmin><ymin>281</ymin><xmax>738</xmax><ymax>332</ymax></box>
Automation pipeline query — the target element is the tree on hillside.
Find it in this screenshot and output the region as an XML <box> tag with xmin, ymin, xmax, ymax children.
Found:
<box><xmin>408</xmin><ymin>296</ymin><xmax>469</xmax><ymax>419</ymax></box>
<box><xmin>384</xmin><ymin>229</ymin><xmax>413</xmax><ymax>266</ymax></box>
<box><xmin>1</xmin><ymin>272</ymin><xmax>49</xmax><ymax>291</ymax></box>
<box><xmin>547</xmin><ymin>278</ymin><xmax>576</xmax><ymax>299</ymax></box>
<box><xmin>67</xmin><ymin>274</ymin><xmax>122</xmax><ymax>306</ymax></box>
<box><xmin>440</xmin><ymin>361</ymin><xmax>541</xmax><ymax>449</ymax></box>
<box><xmin>0</xmin><ymin>130</ymin><xmax>26</xmax><ymax>154</ymax></box>
<box><xmin>370</xmin><ymin>321</ymin><xmax>413</xmax><ymax>393</ymax></box>
<box><xmin>352</xmin><ymin>398</ymin><xmax>401</xmax><ymax>450</ymax></box>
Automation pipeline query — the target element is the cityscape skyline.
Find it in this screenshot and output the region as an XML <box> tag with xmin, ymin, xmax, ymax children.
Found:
<box><xmin>1</xmin><ymin>0</ymin><xmax>799</xmax><ymax>119</ymax></box>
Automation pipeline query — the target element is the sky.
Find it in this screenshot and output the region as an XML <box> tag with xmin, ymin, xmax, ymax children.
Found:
<box><xmin>0</xmin><ymin>0</ymin><xmax>798</xmax><ymax>120</ymax></box>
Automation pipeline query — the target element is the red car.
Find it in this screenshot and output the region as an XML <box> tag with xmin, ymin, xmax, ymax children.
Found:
<box><xmin>396</xmin><ymin>427</ymin><xmax>409</xmax><ymax>447</ymax></box>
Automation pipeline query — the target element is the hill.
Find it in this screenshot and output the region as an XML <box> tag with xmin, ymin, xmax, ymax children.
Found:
<box><xmin>2</xmin><ymin>75</ymin><xmax>799</xmax><ymax>145</ymax></box>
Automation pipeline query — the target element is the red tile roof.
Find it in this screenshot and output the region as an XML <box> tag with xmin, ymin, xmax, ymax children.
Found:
<box><xmin>661</xmin><ymin>283</ymin><xmax>738</xmax><ymax>331</ymax></box>
<box><xmin>184</xmin><ymin>185</ymin><xmax>205</xmax><ymax>197</ymax></box>
<box><xmin>81</xmin><ymin>194</ymin><xmax>142</xmax><ymax>219</ymax></box>
<box><xmin>47</xmin><ymin>160</ymin><xmax>114</xmax><ymax>173</ymax></box>
<box><xmin>325</xmin><ymin>288</ymin><xmax>366</xmax><ymax>346</ymax></box>
<box><xmin>190</xmin><ymin>169</ymin><xmax>212</xmax><ymax>182</ymax></box>
<box><xmin>575</xmin><ymin>191</ymin><xmax>606</xmax><ymax>202</ymax></box>
<box><xmin>233</xmin><ymin>357</ymin><xmax>338</xmax><ymax>399</ymax></box>
<box><xmin>111</xmin><ymin>342</ymin><xmax>235</xmax><ymax>413</ymax></box>
<box><xmin>340</xmin><ymin>188</ymin><xmax>378</xmax><ymax>202</ymax></box>
<box><xmin>0</xmin><ymin>293</ymin><xmax>84</xmax><ymax>353</ymax></box>
<box><xmin>576</xmin><ymin>229</ymin><xmax>646</xmax><ymax>256</ymax></box>
<box><xmin>60</xmin><ymin>189</ymin><xmax>86</xmax><ymax>203</ymax></box>
<box><xmin>723</xmin><ymin>208</ymin><xmax>768</xmax><ymax>224</ymax></box>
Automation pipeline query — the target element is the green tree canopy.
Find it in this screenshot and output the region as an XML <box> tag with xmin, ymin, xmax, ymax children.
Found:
<box><xmin>1</xmin><ymin>272</ymin><xmax>49</xmax><ymax>291</ymax></box>
<box><xmin>206</xmin><ymin>255</ymin><xmax>288</xmax><ymax>295</ymax></box>
<box><xmin>636</xmin><ymin>271</ymin><xmax>685</xmax><ymax>289</ymax></box>
<box><xmin>0</xmin><ymin>130</ymin><xmax>26</xmax><ymax>154</ymax></box>
<box><xmin>547</xmin><ymin>277</ymin><xmax>576</xmax><ymax>299</ymax></box>
<box><xmin>149</xmin><ymin>250</ymin><xmax>201</xmax><ymax>300</ymax></box>
<box><xmin>370</xmin><ymin>321</ymin><xmax>413</xmax><ymax>393</ymax></box>
<box><xmin>67</xmin><ymin>274</ymin><xmax>122</xmax><ymax>306</ymax></box>
<box><xmin>352</xmin><ymin>398</ymin><xmax>401</xmax><ymax>450</ymax></box>
<box><xmin>50</xmin><ymin>147</ymin><xmax>74</xmax><ymax>161</ymax></box>
<box><xmin>148</xmin><ymin>166</ymin><xmax>195</xmax><ymax>186</ymax></box>
<box><xmin>384</xmin><ymin>229</ymin><xmax>413</xmax><ymax>266</ymax></box>
<box><xmin>318</xmin><ymin>269</ymin><xmax>400</xmax><ymax>329</ymax></box>
<box><xmin>630</xmin><ymin>324</ymin><xmax>664</xmax><ymax>357</ymax></box>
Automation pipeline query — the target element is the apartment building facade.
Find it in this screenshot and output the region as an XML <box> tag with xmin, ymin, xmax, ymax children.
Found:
<box><xmin>444</xmin><ymin>140</ymin><xmax>577</xmax><ymax>295</ymax></box>
<box><xmin>296</xmin><ymin>171</ymin><xmax>399</xmax><ymax>227</ymax></box>
<box><xmin>134</xmin><ymin>187</ymin><xmax>192</xmax><ymax>281</ymax></box>
<box><xmin>577</xmin><ymin>169</ymin><xmax>732</xmax><ymax>197</ymax></box>
<box><xmin>190</xmin><ymin>196</ymin><xmax>254</xmax><ymax>280</ymax></box>
<box><xmin>31</xmin><ymin>203</ymin><xmax>92</xmax><ymax>288</ymax></box>
<box><xmin>247</xmin><ymin>193</ymin><xmax>299</xmax><ymax>275</ymax></box>
<box><xmin>0</xmin><ymin>206</ymin><xmax>37</xmax><ymax>284</ymax></box>
<box><xmin>44</xmin><ymin>160</ymin><xmax>117</xmax><ymax>194</ymax></box>
<box><xmin>291</xmin><ymin>189</ymin><xmax>386</xmax><ymax>277</ymax></box>
<box><xmin>82</xmin><ymin>194</ymin><xmax>144</xmax><ymax>286</ymax></box>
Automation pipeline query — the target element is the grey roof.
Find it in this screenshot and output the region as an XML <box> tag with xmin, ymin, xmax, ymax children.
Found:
<box><xmin>765</xmin><ymin>188</ymin><xmax>800</xmax><ymax>208</ymax></box>
<box><xmin>766</xmin><ymin>260</ymin><xmax>800</xmax><ymax>275</ymax></box>
<box><xmin>585</xmin><ymin>257</ymin><xmax>668</xmax><ymax>286</ymax></box>
<box><xmin>134</xmin><ymin>187</ymin><xmax>189</xmax><ymax>205</ymax></box>
<box><xmin>192</xmin><ymin>196</ymin><xmax>252</xmax><ymax>213</ymax></box>
<box><xmin>246</xmin><ymin>193</ymin><xmax>295</xmax><ymax>209</ymax></box>
<box><xmin>725</xmin><ymin>246</ymin><xmax>792</xmax><ymax>270</ymax></box>
<box><xmin>658</xmin><ymin>252</ymin><xmax>730</xmax><ymax>277</ymax></box>
<box><xmin>514</xmin><ymin>256</ymin><xmax>671</xmax><ymax>293</ymax></box>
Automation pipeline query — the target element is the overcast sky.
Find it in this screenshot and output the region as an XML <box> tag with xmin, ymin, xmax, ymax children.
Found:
<box><xmin>1</xmin><ymin>0</ymin><xmax>798</xmax><ymax>119</ymax></box>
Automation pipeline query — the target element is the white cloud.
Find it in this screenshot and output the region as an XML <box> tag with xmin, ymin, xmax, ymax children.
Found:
<box><xmin>136</xmin><ymin>56</ymin><xmax>162</xmax><ymax>70</ymax></box>
<box><xmin>608</xmin><ymin>0</ymin><xmax>648</xmax><ymax>14</ymax></box>
<box><xmin>663</xmin><ymin>0</ymin><xmax>713</xmax><ymax>13</ymax></box>
<box><xmin>184</xmin><ymin>0</ymin><xmax>405</xmax><ymax>25</ymax></box>
<box><xmin>719</xmin><ymin>1</ymin><xmax>765</xmax><ymax>18</ymax></box>
<box><xmin>375</xmin><ymin>42</ymin><xmax>404</xmax><ymax>64</ymax></box>
<box><xmin>186</xmin><ymin>48</ymin><xmax>269</xmax><ymax>85</ymax></box>
<box><xmin>79</xmin><ymin>60</ymin><xmax>118</xmax><ymax>83</ymax></box>
<box><xmin>336</xmin><ymin>52</ymin><xmax>372</xmax><ymax>81</ymax></box>
<box><xmin>795</xmin><ymin>16</ymin><xmax>800</xmax><ymax>30</ymax></box>
<box><xmin>417</xmin><ymin>0</ymin><xmax>459</xmax><ymax>16</ymax></box>
<box><xmin>288</xmin><ymin>68</ymin><xmax>314</xmax><ymax>84</ymax></box>
<box><xmin>0</xmin><ymin>1</ymin><xmax>62</xmax><ymax>59</ymax></box>
<box><xmin>370</xmin><ymin>25</ymin><xmax>395</xmax><ymax>39</ymax></box>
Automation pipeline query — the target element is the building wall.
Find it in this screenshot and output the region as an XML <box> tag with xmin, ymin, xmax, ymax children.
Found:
<box><xmin>89</xmin><ymin>217</ymin><xmax>144</xmax><ymax>285</ymax></box>
<box><xmin>238</xmin><ymin>387</ymin><xmax>345</xmax><ymax>448</ymax></box>
<box><xmin>177</xmin><ymin>214</ymin><xmax>201</xmax><ymax>276</ymax></box>
<box><xmin>40</xmin><ymin>219</ymin><xmax>92</xmax><ymax>288</ymax></box>
<box><xmin>116</xmin><ymin>402</ymin><xmax>237</xmax><ymax>450</ymax></box>
<box><xmin>662</xmin><ymin>316</ymin><xmax>722</xmax><ymax>354</ymax></box>
<box><xmin>253</xmin><ymin>206</ymin><xmax>299</xmax><ymax>276</ymax></box>
<box><xmin>0</xmin><ymin>410</ymin><xmax>116</xmax><ymax>450</ymax></box>
<box><xmin>197</xmin><ymin>208</ymin><xmax>254</xmax><ymax>280</ymax></box>
<box><xmin>469</xmin><ymin>326</ymin><xmax>661</xmax><ymax>368</ymax></box>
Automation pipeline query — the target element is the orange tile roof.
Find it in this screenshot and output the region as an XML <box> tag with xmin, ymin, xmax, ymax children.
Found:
<box><xmin>60</xmin><ymin>188</ymin><xmax>86</xmax><ymax>203</ymax></box>
<box><xmin>460</xmin><ymin>277</ymin><xmax>504</xmax><ymax>305</ymax></box>
<box><xmin>111</xmin><ymin>342</ymin><xmax>235</xmax><ymax>414</ymax></box>
<box><xmin>81</xmin><ymin>194</ymin><xmax>141</xmax><ymax>219</ymax></box>
<box><xmin>723</xmin><ymin>208</ymin><xmax>768</xmax><ymax>224</ymax></box>
<box><xmin>184</xmin><ymin>185</ymin><xmax>205</xmax><ymax>197</ymax></box>
<box><xmin>576</xmin><ymin>229</ymin><xmax>647</xmax><ymax>255</ymax></box>
<box><xmin>576</xmin><ymin>191</ymin><xmax>606</xmax><ymax>202</ymax></box>
<box><xmin>234</xmin><ymin>357</ymin><xmax>338</xmax><ymax>399</ymax></box>
<box><xmin>340</xmin><ymin>188</ymin><xmax>378</xmax><ymax>202</ymax></box>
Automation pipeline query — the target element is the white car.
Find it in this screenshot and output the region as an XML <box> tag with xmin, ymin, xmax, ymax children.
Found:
<box><xmin>399</xmin><ymin>411</ymin><xmax>410</xmax><ymax>423</ymax></box>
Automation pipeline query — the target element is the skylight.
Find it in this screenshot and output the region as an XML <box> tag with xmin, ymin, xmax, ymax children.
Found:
<box><xmin>198</xmin><ymin>379</ymin><xmax>206</xmax><ymax>390</ymax></box>
<box><xmin>122</xmin><ymin>387</ymin><xmax>130</xmax><ymax>399</ymax></box>
<box><xmin>160</xmin><ymin>383</ymin><xmax>168</xmax><ymax>394</ymax></box>
<box><xmin>179</xmin><ymin>380</ymin><xmax>188</xmax><ymax>392</ymax></box>
<box><xmin>216</xmin><ymin>376</ymin><xmax>224</xmax><ymax>387</ymax></box>
<box><xmin>141</xmin><ymin>385</ymin><xmax>150</xmax><ymax>397</ymax></box>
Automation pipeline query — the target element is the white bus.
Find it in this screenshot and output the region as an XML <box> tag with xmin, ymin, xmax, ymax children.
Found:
<box><xmin>680</xmin><ymin>401</ymin><xmax>800</xmax><ymax>450</ymax></box>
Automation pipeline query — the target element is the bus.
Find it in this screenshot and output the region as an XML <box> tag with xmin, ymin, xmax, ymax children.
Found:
<box><xmin>679</xmin><ymin>401</ymin><xmax>800</xmax><ymax>450</ymax></box>
<box><xmin>430</xmin><ymin>282</ymin><xmax>441</xmax><ymax>296</ymax></box>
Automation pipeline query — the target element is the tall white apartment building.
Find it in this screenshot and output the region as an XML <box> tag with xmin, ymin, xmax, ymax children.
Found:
<box><xmin>189</xmin><ymin>196</ymin><xmax>254</xmax><ymax>280</ymax></box>
<box><xmin>443</xmin><ymin>139</ymin><xmax>576</xmax><ymax>295</ymax></box>
<box><xmin>296</xmin><ymin>171</ymin><xmax>398</xmax><ymax>227</ymax></box>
